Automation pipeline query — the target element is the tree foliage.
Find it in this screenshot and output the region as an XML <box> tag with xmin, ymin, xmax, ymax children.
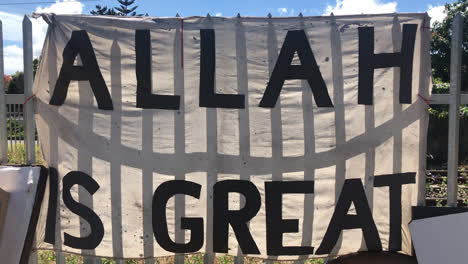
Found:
<box><xmin>3</xmin><ymin>75</ymin><xmax>12</xmax><ymax>86</ymax></box>
<box><xmin>33</xmin><ymin>58</ymin><xmax>39</xmax><ymax>78</ymax></box>
<box><xmin>3</xmin><ymin>58</ymin><xmax>39</xmax><ymax>95</ymax></box>
<box><xmin>6</xmin><ymin>72</ymin><xmax>24</xmax><ymax>94</ymax></box>
<box><xmin>115</xmin><ymin>0</ymin><xmax>141</xmax><ymax>16</ymax></box>
<box><xmin>90</xmin><ymin>0</ymin><xmax>147</xmax><ymax>16</ymax></box>
<box><xmin>428</xmin><ymin>1</ymin><xmax>467</xmax><ymax>118</ymax></box>
<box><xmin>90</xmin><ymin>5</ymin><xmax>117</xmax><ymax>16</ymax></box>
<box><xmin>427</xmin><ymin>0</ymin><xmax>468</xmax><ymax>167</ymax></box>
<box><xmin>431</xmin><ymin>0</ymin><xmax>467</xmax><ymax>91</ymax></box>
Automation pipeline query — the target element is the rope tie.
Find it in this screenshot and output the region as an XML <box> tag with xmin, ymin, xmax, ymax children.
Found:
<box><xmin>417</xmin><ymin>93</ymin><xmax>431</xmax><ymax>105</ymax></box>
<box><xmin>23</xmin><ymin>94</ymin><xmax>36</xmax><ymax>105</ymax></box>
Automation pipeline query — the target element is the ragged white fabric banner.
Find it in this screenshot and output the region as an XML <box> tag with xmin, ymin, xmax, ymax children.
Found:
<box><xmin>34</xmin><ymin>13</ymin><xmax>431</xmax><ymax>260</ymax></box>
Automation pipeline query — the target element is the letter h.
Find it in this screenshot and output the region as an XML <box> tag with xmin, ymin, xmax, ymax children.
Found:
<box><xmin>358</xmin><ymin>24</ymin><xmax>417</xmax><ymax>105</ymax></box>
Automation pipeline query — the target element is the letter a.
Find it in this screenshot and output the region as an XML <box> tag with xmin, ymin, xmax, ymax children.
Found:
<box><xmin>50</xmin><ymin>30</ymin><xmax>113</xmax><ymax>110</ymax></box>
<box><xmin>260</xmin><ymin>30</ymin><xmax>333</xmax><ymax>108</ymax></box>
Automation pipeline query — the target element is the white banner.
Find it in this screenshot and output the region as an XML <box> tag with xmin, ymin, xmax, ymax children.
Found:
<box><xmin>34</xmin><ymin>13</ymin><xmax>431</xmax><ymax>260</ymax></box>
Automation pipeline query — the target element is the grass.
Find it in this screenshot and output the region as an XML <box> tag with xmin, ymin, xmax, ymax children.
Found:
<box><xmin>7</xmin><ymin>143</ymin><xmax>45</xmax><ymax>165</ymax></box>
<box><xmin>37</xmin><ymin>251</ymin><xmax>325</xmax><ymax>264</ymax></box>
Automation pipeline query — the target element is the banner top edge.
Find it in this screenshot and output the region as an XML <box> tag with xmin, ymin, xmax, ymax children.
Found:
<box><xmin>32</xmin><ymin>12</ymin><xmax>428</xmax><ymax>21</ymax></box>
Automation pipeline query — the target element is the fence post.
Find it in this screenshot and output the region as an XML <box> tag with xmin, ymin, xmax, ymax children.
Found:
<box><xmin>0</xmin><ymin>20</ymin><xmax>8</xmax><ymax>163</ymax></box>
<box><xmin>447</xmin><ymin>13</ymin><xmax>464</xmax><ymax>207</ymax></box>
<box><xmin>23</xmin><ymin>15</ymin><xmax>35</xmax><ymax>164</ymax></box>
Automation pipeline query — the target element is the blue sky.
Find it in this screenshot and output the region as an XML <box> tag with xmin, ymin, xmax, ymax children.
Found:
<box><xmin>0</xmin><ymin>0</ymin><xmax>455</xmax><ymax>73</ymax></box>
<box><xmin>0</xmin><ymin>0</ymin><xmax>452</xmax><ymax>17</ymax></box>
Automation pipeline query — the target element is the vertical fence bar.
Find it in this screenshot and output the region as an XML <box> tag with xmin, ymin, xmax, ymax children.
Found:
<box><xmin>6</xmin><ymin>105</ymin><xmax>10</xmax><ymax>152</ymax></box>
<box><xmin>447</xmin><ymin>13</ymin><xmax>463</xmax><ymax>207</ymax></box>
<box><xmin>417</xmin><ymin>13</ymin><xmax>431</xmax><ymax>206</ymax></box>
<box><xmin>23</xmin><ymin>15</ymin><xmax>35</xmax><ymax>164</ymax></box>
<box><xmin>0</xmin><ymin>20</ymin><xmax>7</xmax><ymax>163</ymax></box>
<box><xmin>14</xmin><ymin>104</ymin><xmax>18</xmax><ymax>153</ymax></box>
<box><xmin>12</xmin><ymin>105</ymin><xmax>15</xmax><ymax>153</ymax></box>
<box><xmin>23</xmin><ymin>15</ymin><xmax>37</xmax><ymax>264</ymax></box>
<box><xmin>7</xmin><ymin>105</ymin><xmax>10</xmax><ymax>152</ymax></box>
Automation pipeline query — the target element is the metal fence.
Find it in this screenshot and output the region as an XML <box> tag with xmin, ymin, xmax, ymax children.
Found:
<box><xmin>0</xmin><ymin>13</ymin><xmax>465</xmax><ymax>264</ymax></box>
<box><xmin>426</xmin><ymin>170</ymin><xmax>468</xmax><ymax>207</ymax></box>
<box><xmin>6</xmin><ymin>100</ymin><xmax>29</xmax><ymax>156</ymax></box>
<box><xmin>0</xmin><ymin>17</ymin><xmax>35</xmax><ymax>166</ymax></box>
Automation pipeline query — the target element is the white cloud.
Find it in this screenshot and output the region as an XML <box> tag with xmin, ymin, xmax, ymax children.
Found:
<box><xmin>427</xmin><ymin>4</ymin><xmax>446</xmax><ymax>26</ymax></box>
<box><xmin>276</xmin><ymin>7</ymin><xmax>297</xmax><ymax>16</ymax></box>
<box><xmin>277</xmin><ymin>8</ymin><xmax>288</xmax><ymax>16</ymax></box>
<box><xmin>35</xmin><ymin>0</ymin><xmax>83</xmax><ymax>14</ymax></box>
<box><xmin>215</xmin><ymin>12</ymin><xmax>222</xmax><ymax>16</ymax></box>
<box><xmin>0</xmin><ymin>12</ymin><xmax>24</xmax><ymax>42</ymax></box>
<box><xmin>324</xmin><ymin>0</ymin><xmax>397</xmax><ymax>15</ymax></box>
<box><xmin>2</xmin><ymin>0</ymin><xmax>84</xmax><ymax>74</ymax></box>
<box><xmin>33</xmin><ymin>0</ymin><xmax>84</xmax><ymax>57</ymax></box>
<box><xmin>4</xmin><ymin>45</ymin><xmax>23</xmax><ymax>74</ymax></box>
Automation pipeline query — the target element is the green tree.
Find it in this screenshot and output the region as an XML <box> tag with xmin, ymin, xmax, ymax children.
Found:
<box><xmin>33</xmin><ymin>58</ymin><xmax>39</xmax><ymax>78</ymax></box>
<box><xmin>115</xmin><ymin>0</ymin><xmax>142</xmax><ymax>16</ymax></box>
<box><xmin>90</xmin><ymin>5</ymin><xmax>117</xmax><ymax>15</ymax></box>
<box><xmin>428</xmin><ymin>1</ymin><xmax>468</xmax><ymax>118</ymax></box>
<box><xmin>6</xmin><ymin>72</ymin><xmax>24</xmax><ymax>94</ymax></box>
<box><xmin>431</xmin><ymin>0</ymin><xmax>467</xmax><ymax>91</ymax></box>
<box><xmin>427</xmin><ymin>0</ymin><xmax>468</xmax><ymax>167</ymax></box>
<box><xmin>4</xmin><ymin>59</ymin><xmax>39</xmax><ymax>95</ymax></box>
<box><xmin>90</xmin><ymin>0</ymin><xmax>147</xmax><ymax>16</ymax></box>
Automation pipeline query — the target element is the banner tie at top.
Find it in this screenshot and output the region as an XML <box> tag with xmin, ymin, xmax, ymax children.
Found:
<box><xmin>23</xmin><ymin>94</ymin><xmax>36</xmax><ymax>105</ymax></box>
<box><xmin>417</xmin><ymin>93</ymin><xmax>431</xmax><ymax>105</ymax></box>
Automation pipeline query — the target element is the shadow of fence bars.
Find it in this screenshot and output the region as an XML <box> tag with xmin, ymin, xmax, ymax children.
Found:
<box><xmin>0</xmin><ymin>12</ymin><xmax>465</xmax><ymax>264</ymax></box>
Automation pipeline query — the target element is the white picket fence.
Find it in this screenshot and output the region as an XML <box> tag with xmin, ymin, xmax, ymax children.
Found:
<box><xmin>0</xmin><ymin>16</ymin><xmax>35</xmax><ymax>166</ymax></box>
<box><xmin>0</xmin><ymin>13</ymin><xmax>465</xmax><ymax>264</ymax></box>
